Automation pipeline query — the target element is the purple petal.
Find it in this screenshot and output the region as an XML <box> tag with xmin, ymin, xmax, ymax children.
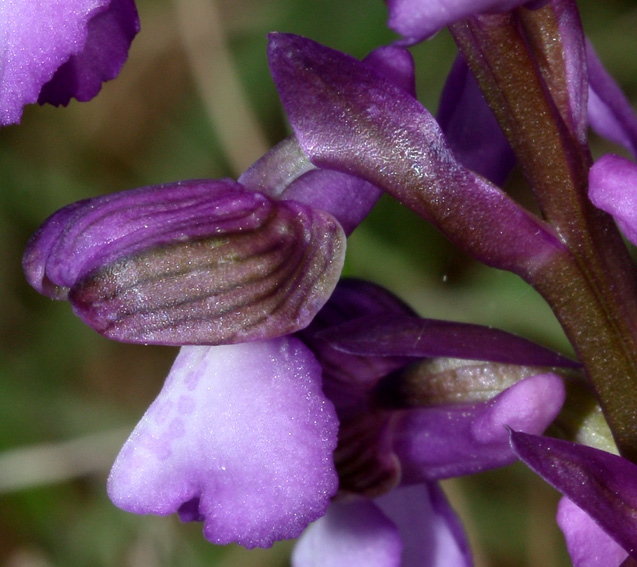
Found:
<box><xmin>268</xmin><ymin>33</ymin><xmax>567</xmax><ymax>281</ymax></box>
<box><xmin>393</xmin><ymin>373</ymin><xmax>565</xmax><ymax>480</ymax></box>
<box><xmin>386</xmin><ymin>0</ymin><xmax>541</xmax><ymax>44</ymax></box>
<box><xmin>588</xmin><ymin>154</ymin><xmax>637</xmax><ymax>246</ymax></box>
<box><xmin>0</xmin><ymin>0</ymin><xmax>138</xmax><ymax>125</ymax></box>
<box><xmin>362</xmin><ymin>46</ymin><xmax>417</xmax><ymax>98</ymax></box>
<box><xmin>38</xmin><ymin>0</ymin><xmax>140</xmax><ymax>106</ymax></box>
<box><xmin>319</xmin><ymin>313</ymin><xmax>578</xmax><ymax>367</ymax></box>
<box><xmin>510</xmin><ymin>431</ymin><xmax>637</xmax><ymax>560</ymax></box>
<box><xmin>376</xmin><ymin>484</ymin><xmax>472</xmax><ymax>567</ymax></box>
<box><xmin>437</xmin><ymin>54</ymin><xmax>515</xmax><ymax>186</ymax></box>
<box><xmin>24</xmin><ymin>179</ymin><xmax>345</xmax><ymax>345</ymax></box>
<box><xmin>107</xmin><ymin>337</ymin><xmax>339</xmax><ymax>549</ymax></box>
<box><xmin>239</xmin><ymin>136</ymin><xmax>381</xmax><ymax>236</ymax></box>
<box><xmin>277</xmin><ymin>168</ymin><xmax>382</xmax><ymax>235</ymax></box>
<box><xmin>587</xmin><ymin>41</ymin><xmax>637</xmax><ymax>159</ymax></box>
<box><xmin>557</xmin><ymin>497</ymin><xmax>629</xmax><ymax>567</ymax></box>
<box><xmin>291</xmin><ymin>500</ymin><xmax>402</xmax><ymax>567</ymax></box>
<box><xmin>298</xmin><ymin>280</ymin><xmax>415</xmax><ymax>393</ymax></box>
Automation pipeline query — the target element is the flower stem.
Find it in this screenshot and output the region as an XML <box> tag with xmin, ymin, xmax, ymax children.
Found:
<box><xmin>450</xmin><ymin>9</ymin><xmax>637</xmax><ymax>460</ymax></box>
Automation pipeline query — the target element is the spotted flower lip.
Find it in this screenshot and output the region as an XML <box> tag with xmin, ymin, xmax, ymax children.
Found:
<box><xmin>107</xmin><ymin>337</ymin><xmax>339</xmax><ymax>549</ymax></box>
<box><xmin>23</xmin><ymin>178</ymin><xmax>346</xmax><ymax>345</ymax></box>
<box><xmin>1</xmin><ymin>0</ymin><xmax>139</xmax><ymax>126</ymax></box>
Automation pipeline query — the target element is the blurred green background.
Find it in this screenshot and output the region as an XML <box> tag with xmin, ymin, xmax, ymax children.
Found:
<box><xmin>1</xmin><ymin>1</ymin><xmax>636</xmax><ymax>565</ymax></box>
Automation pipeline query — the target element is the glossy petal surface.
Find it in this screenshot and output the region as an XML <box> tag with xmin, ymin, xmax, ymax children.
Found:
<box><xmin>38</xmin><ymin>0</ymin><xmax>140</xmax><ymax>106</ymax></box>
<box><xmin>394</xmin><ymin>373</ymin><xmax>565</xmax><ymax>480</ymax></box>
<box><xmin>557</xmin><ymin>497</ymin><xmax>629</xmax><ymax>567</ymax></box>
<box><xmin>24</xmin><ymin>179</ymin><xmax>346</xmax><ymax>345</ymax></box>
<box><xmin>588</xmin><ymin>154</ymin><xmax>637</xmax><ymax>246</ymax></box>
<box><xmin>511</xmin><ymin>431</ymin><xmax>637</xmax><ymax>560</ymax></box>
<box><xmin>108</xmin><ymin>338</ymin><xmax>339</xmax><ymax>548</ymax></box>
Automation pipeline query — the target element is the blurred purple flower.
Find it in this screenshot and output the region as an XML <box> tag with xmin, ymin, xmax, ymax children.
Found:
<box><xmin>510</xmin><ymin>431</ymin><xmax>637</xmax><ymax>566</ymax></box>
<box><xmin>589</xmin><ymin>154</ymin><xmax>637</xmax><ymax>247</ymax></box>
<box><xmin>1</xmin><ymin>0</ymin><xmax>139</xmax><ymax>126</ymax></box>
<box><xmin>385</xmin><ymin>0</ymin><xmax>547</xmax><ymax>43</ymax></box>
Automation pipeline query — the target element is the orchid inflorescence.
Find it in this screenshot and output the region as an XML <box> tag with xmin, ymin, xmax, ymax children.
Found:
<box><xmin>7</xmin><ymin>0</ymin><xmax>637</xmax><ymax>565</ymax></box>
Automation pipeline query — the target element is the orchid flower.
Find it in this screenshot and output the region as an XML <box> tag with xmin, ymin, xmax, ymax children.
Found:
<box><xmin>1</xmin><ymin>0</ymin><xmax>139</xmax><ymax>126</ymax></box>
<box><xmin>22</xmin><ymin>45</ymin><xmax>415</xmax><ymax>547</ymax></box>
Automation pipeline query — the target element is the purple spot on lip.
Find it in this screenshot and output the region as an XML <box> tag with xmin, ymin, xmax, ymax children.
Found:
<box><xmin>178</xmin><ymin>396</ymin><xmax>196</xmax><ymax>415</ymax></box>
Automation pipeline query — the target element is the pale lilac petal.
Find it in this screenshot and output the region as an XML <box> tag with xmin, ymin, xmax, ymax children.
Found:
<box><xmin>588</xmin><ymin>154</ymin><xmax>637</xmax><ymax>246</ymax></box>
<box><xmin>587</xmin><ymin>41</ymin><xmax>637</xmax><ymax>158</ymax></box>
<box><xmin>0</xmin><ymin>0</ymin><xmax>138</xmax><ymax>125</ymax></box>
<box><xmin>38</xmin><ymin>0</ymin><xmax>140</xmax><ymax>106</ymax></box>
<box><xmin>437</xmin><ymin>54</ymin><xmax>514</xmax><ymax>186</ymax></box>
<box><xmin>557</xmin><ymin>497</ymin><xmax>629</xmax><ymax>567</ymax></box>
<box><xmin>363</xmin><ymin>45</ymin><xmax>417</xmax><ymax>98</ymax></box>
<box><xmin>376</xmin><ymin>484</ymin><xmax>472</xmax><ymax>567</ymax></box>
<box><xmin>292</xmin><ymin>500</ymin><xmax>402</xmax><ymax>567</ymax></box>
<box><xmin>108</xmin><ymin>337</ymin><xmax>338</xmax><ymax>549</ymax></box>
<box><xmin>386</xmin><ymin>0</ymin><xmax>542</xmax><ymax>44</ymax></box>
<box><xmin>393</xmin><ymin>373</ymin><xmax>565</xmax><ymax>480</ymax></box>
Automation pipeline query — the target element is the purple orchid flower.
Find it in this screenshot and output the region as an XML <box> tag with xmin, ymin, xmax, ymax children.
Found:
<box><xmin>278</xmin><ymin>277</ymin><xmax>569</xmax><ymax>564</ymax></box>
<box><xmin>108</xmin><ymin>275</ymin><xmax>570</xmax><ymax>557</ymax></box>
<box><xmin>1</xmin><ymin>0</ymin><xmax>139</xmax><ymax>126</ymax></box>
<box><xmin>22</xmin><ymin>44</ymin><xmax>414</xmax><ymax>547</ymax></box>
<box><xmin>510</xmin><ymin>431</ymin><xmax>637</xmax><ymax>566</ymax></box>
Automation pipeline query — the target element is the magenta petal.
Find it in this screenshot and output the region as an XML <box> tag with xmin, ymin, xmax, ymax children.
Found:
<box><xmin>588</xmin><ymin>154</ymin><xmax>637</xmax><ymax>246</ymax></box>
<box><xmin>376</xmin><ymin>484</ymin><xmax>472</xmax><ymax>567</ymax></box>
<box><xmin>510</xmin><ymin>431</ymin><xmax>637</xmax><ymax>561</ymax></box>
<box><xmin>38</xmin><ymin>0</ymin><xmax>140</xmax><ymax>106</ymax></box>
<box><xmin>292</xmin><ymin>500</ymin><xmax>402</xmax><ymax>567</ymax></box>
<box><xmin>386</xmin><ymin>0</ymin><xmax>535</xmax><ymax>43</ymax></box>
<box><xmin>393</xmin><ymin>373</ymin><xmax>565</xmax><ymax>480</ymax></box>
<box><xmin>557</xmin><ymin>497</ymin><xmax>629</xmax><ymax>567</ymax></box>
<box><xmin>107</xmin><ymin>337</ymin><xmax>338</xmax><ymax>548</ymax></box>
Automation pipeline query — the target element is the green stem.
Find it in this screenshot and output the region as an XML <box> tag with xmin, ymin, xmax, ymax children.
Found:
<box><xmin>450</xmin><ymin>9</ymin><xmax>637</xmax><ymax>460</ymax></box>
